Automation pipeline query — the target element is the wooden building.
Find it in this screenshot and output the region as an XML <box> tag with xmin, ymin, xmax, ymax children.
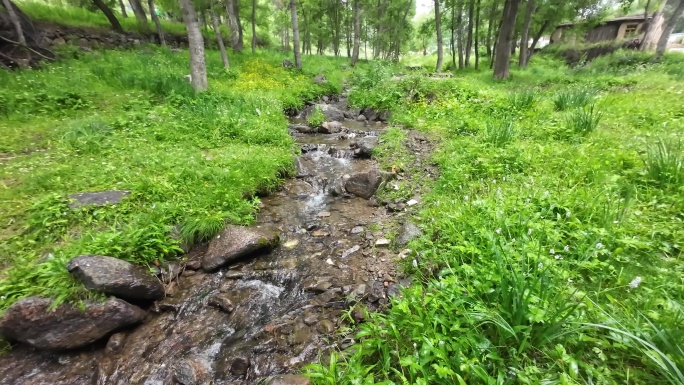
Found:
<box><xmin>551</xmin><ymin>15</ymin><xmax>661</xmax><ymax>44</ymax></box>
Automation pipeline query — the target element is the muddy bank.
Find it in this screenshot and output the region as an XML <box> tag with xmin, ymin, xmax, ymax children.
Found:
<box><xmin>0</xmin><ymin>95</ymin><xmax>432</xmax><ymax>385</ymax></box>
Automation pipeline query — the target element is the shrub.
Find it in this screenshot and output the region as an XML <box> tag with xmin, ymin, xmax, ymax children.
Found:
<box><xmin>307</xmin><ymin>105</ymin><xmax>326</xmax><ymax>128</ymax></box>
<box><xmin>508</xmin><ymin>89</ymin><xmax>536</xmax><ymax>110</ymax></box>
<box><xmin>644</xmin><ymin>139</ymin><xmax>684</xmax><ymax>189</ymax></box>
<box><xmin>484</xmin><ymin>120</ymin><xmax>516</xmax><ymax>147</ymax></box>
<box><xmin>566</xmin><ymin>103</ymin><xmax>603</xmax><ymax>136</ymax></box>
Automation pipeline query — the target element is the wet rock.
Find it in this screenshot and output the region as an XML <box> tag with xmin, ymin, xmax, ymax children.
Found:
<box><xmin>367</xmin><ymin>196</ymin><xmax>380</xmax><ymax>207</ymax></box>
<box><xmin>266</xmin><ymin>375</ymin><xmax>312</xmax><ymax>385</ymax></box>
<box><xmin>368</xmin><ymin>281</ymin><xmax>386</xmax><ymax>303</ymax></box>
<box><xmin>317</xmin><ymin>211</ymin><xmax>331</xmax><ymax>217</ymax></box>
<box><xmin>317</xmin><ymin>319</ymin><xmax>335</xmax><ymax>334</ymax></box>
<box><xmin>68</xmin><ymin>190</ymin><xmax>130</xmax><ymax>208</ymax></box>
<box><xmin>351</xmin><ymin>226</ymin><xmax>364</xmax><ymax>234</ymax></box>
<box><xmin>362</xmin><ymin>107</ymin><xmax>378</xmax><ymax>122</ymax></box>
<box><xmin>378</xmin><ymin>110</ymin><xmax>392</xmax><ymax>122</ymax></box>
<box><xmin>317</xmin><ymin>104</ymin><xmax>345</xmax><ymax>122</ymax></box>
<box><xmin>208</xmin><ymin>294</ymin><xmax>234</xmax><ymax>313</ymax></box>
<box><xmin>0</xmin><ymin>297</ymin><xmax>145</xmax><ymax>350</ymax></box>
<box><xmin>356</xmin><ymin>114</ymin><xmax>367</xmax><ymax>121</ymax></box>
<box><xmin>345</xmin><ymin>168</ymin><xmax>385</xmax><ymax>199</ymax></box>
<box><xmin>303</xmin><ymin>313</ymin><xmax>318</xmax><ymax>326</ymax></box>
<box><xmin>105</xmin><ymin>332</ymin><xmax>127</xmax><ymax>354</ymax></box>
<box><xmin>202</xmin><ymin>225</ymin><xmax>279</xmax><ymax>271</ymax></box>
<box><xmin>66</xmin><ymin>255</ymin><xmax>164</xmax><ymax>301</ymax></box>
<box><xmin>351</xmin><ymin>136</ymin><xmax>378</xmax><ymax>158</ymax></box>
<box><xmin>375</xmin><ymin>238</ymin><xmax>391</xmax><ymax>247</ymax></box>
<box><xmin>304</xmin><ymin>280</ymin><xmax>332</xmax><ymax>293</ymax></box>
<box><xmin>330</xmin><ymin>175</ymin><xmax>350</xmax><ymax>197</ymax></box>
<box><xmin>320</xmin><ymin>121</ymin><xmax>343</xmax><ymax>134</ymax></box>
<box><xmin>174</xmin><ymin>358</ymin><xmax>210</xmax><ymax>385</ymax></box>
<box><xmin>396</xmin><ymin>222</ymin><xmax>423</xmax><ymax>247</ymax></box>
<box><xmin>290</xmin><ymin>123</ymin><xmax>315</xmax><ymax>134</ymax></box>
<box><xmin>185</xmin><ymin>259</ymin><xmax>202</xmax><ymax>270</ymax></box>
<box><xmin>387</xmin><ymin>202</ymin><xmax>406</xmax><ymax>212</ymax></box>
<box><xmin>295</xmin><ymin>157</ymin><xmax>316</xmax><ymax>178</ymax></box>
<box><xmin>283</xmin><ymin>239</ymin><xmax>299</xmax><ymax>249</ymax></box>
<box><xmin>230</xmin><ymin>356</ymin><xmax>250</xmax><ymax>376</ymax></box>
<box><xmin>350</xmin><ymin>284</ymin><xmax>367</xmax><ymax>299</ymax></box>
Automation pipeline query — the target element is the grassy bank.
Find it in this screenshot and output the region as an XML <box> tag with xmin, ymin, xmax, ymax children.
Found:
<box><xmin>0</xmin><ymin>46</ymin><xmax>345</xmax><ymax>311</ymax></box>
<box><xmin>307</xmin><ymin>51</ymin><xmax>684</xmax><ymax>384</ymax></box>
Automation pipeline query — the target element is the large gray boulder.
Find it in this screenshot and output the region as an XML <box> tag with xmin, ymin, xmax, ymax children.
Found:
<box><xmin>0</xmin><ymin>297</ymin><xmax>146</xmax><ymax>350</ymax></box>
<box><xmin>396</xmin><ymin>222</ymin><xmax>423</xmax><ymax>246</ymax></box>
<box><xmin>351</xmin><ymin>137</ymin><xmax>378</xmax><ymax>158</ymax></box>
<box><xmin>67</xmin><ymin>255</ymin><xmax>165</xmax><ymax>301</ymax></box>
<box><xmin>295</xmin><ymin>157</ymin><xmax>316</xmax><ymax>178</ymax></box>
<box><xmin>320</xmin><ymin>121</ymin><xmax>343</xmax><ymax>134</ymax></box>
<box><xmin>202</xmin><ymin>225</ymin><xmax>279</xmax><ymax>271</ymax></box>
<box><xmin>344</xmin><ymin>168</ymin><xmax>390</xmax><ymax>199</ymax></box>
<box><xmin>316</xmin><ymin>104</ymin><xmax>346</xmax><ymax>122</ymax></box>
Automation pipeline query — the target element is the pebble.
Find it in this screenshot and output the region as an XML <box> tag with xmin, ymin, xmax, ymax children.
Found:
<box><xmin>351</xmin><ymin>226</ymin><xmax>364</xmax><ymax>234</ymax></box>
<box><xmin>283</xmin><ymin>239</ymin><xmax>299</xmax><ymax>249</ymax></box>
<box><xmin>317</xmin><ymin>211</ymin><xmax>331</xmax><ymax>217</ymax></box>
<box><xmin>312</xmin><ymin>230</ymin><xmax>329</xmax><ymax>237</ymax></box>
<box><xmin>406</xmin><ymin>199</ymin><xmax>419</xmax><ymax>206</ymax></box>
<box><xmin>325</xmin><ymin>258</ymin><xmax>334</xmax><ymax>265</ymax></box>
<box><xmin>375</xmin><ymin>238</ymin><xmax>391</xmax><ymax>246</ymax></box>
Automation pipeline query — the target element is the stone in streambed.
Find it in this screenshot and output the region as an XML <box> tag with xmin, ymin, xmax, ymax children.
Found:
<box><xmin>0</xmin><ymin>297</ymin><xmax>145</xmax><ymax>350</ymax></box>
<box><xmin>208</xmin><ymin>293</ymin><xmax>234</xmax><ymax>313</ymax></box>
<box><xmin>266</xmin><ymin>375</ymin><xmax>312</xmax><ymax>385</ymax></box>
<box><xmin>320</xmin><ymin>121</ymin><xmax>343</xmax><ymax>134</ymax></box>
<box><xmin>396</xmin><ymin>222</ymin><xmax>423</xmax><ymax>246</ymax></box>
<box><xmin>66</xmin><ymin>255</ymin><xmax>164</xmax><ymax>301</ymax></box>
<box><xmin>316</xmin><ymin>104</ymin><xmax>345</xmax><ymax>122</ymax></box>
<box><xmin>345</xmin><ymin>168</ymin><xmax>391</xmax><ymax>199</ymax></box>
<box><xmin>295</xmin><ymin>157</ymin><xmax>316</xmax><ymax>178</ymax></box>
<box><xmin>351</xmin><ymin>136</ymin><xmax>378</xmax><ymax>158</ymax></box>
<box><xmin>202</xmin><ymin>225</ymin><xmax>279</xmax><ymax>271</ymax></box>
<box><xmin>174</xmin><ymin>358</ymin><xmax>210</xmax><ymax>385</ymax></box>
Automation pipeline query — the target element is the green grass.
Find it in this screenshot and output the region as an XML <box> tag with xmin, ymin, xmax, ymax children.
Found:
<box><xmin>0</xmin><ymin>45</ymin><xmax>345</xmax><ymax>311</ymax></box>
<box><xmin>305</xmin><ymin>50</ymin><xmax>684</xmax><ymax>384</ymax></box>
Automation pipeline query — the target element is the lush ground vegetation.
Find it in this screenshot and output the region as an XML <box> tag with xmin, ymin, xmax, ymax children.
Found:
<box><xmin>305</xmin><ymin>51</ymin><xmax>684</xmax><ymax>384</ymax></box>
<box><xmin>0</xmin><ymin>46</ymin><xmax>341</xmax><ymax>310</ymax></box>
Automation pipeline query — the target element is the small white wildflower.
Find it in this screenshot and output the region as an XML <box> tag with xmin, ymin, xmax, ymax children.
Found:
<box><xmin>567</xmin><ymin>278</ymin><xmax>573</xmax><ymax>283</ymax></box>
<box><xmin>525</xmin><ymin>198</ymin><xmax>531</xmax><ymax>204</ymax></box>
<box><xmin>613</xmin><ymin>220</ymin><xmax>619</xmax><ymax>224</ymax></box>
<box><xmin>464</xmin><ymin>195</ymin><xmax>469</xmax><ymax>201</ymax></box>
<box><xmin>528</xmin><ymin>229</ymin><xmax>532</xmax><ymax>235</ymax></box>
<box><xmin>550</xmin><ymin>249</ymin><xmax>555</xmax><ymax>255</ymax></box>
<box><xmin>496</xmin><ymin>228</ymin><xmax>502</xmax><ymax>234</ymax></box>
<box><xmin>628</xmin><ymin>276</ymin><xmax>642</xmax><ymax>289</ymax></box>
<box><xmin>538</xmin><ymin>262</ymin><xmax>543</xmax><ymax>269</ymax></box>
<box><xmin>566</xmin><ymin>211</ymin><xmax>571</xmax><ymax>218</ymax></box>
<box><xmin>564</xmin><ymin>245</ymin><xmax>570</xmax><ymax>252</ymax></box>
<box><xmin>543</xmin><ymin>190</ymin><xmax>549</xmax><ymax>198</ymax></box>
<box><xmin>596</xmin><ymin>243</ymin><xmax>604</xmax><ymax>250</ymax></box>
<box><xmin>412</xmin><ymin>259</ymin><xmax>418</xmax><ymax>268</ymax></box>
<box><xmin>554</xmin><ymin>255</ymin><xmax>563</xmax><ymax>260</ymax></box>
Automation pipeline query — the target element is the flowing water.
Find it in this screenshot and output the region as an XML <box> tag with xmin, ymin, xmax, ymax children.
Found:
<box><xmin>0</xmin><ymin>99</ymin><xmax>403</xmax><ymax>385</ymax></box>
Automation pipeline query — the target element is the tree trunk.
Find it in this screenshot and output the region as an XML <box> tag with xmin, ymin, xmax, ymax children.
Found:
<box><xmin>465</xmin><ymin>0</ymin><xmax>474</xmax><ymax>67</ymax></box>
<box><xmin>518</xmin><ymin>0</ymin><xmax>534</xmax><ymax>67</ymax></box>
<box><xmin>119</xmin><ymin>0</ymin><xmax>128</xmax><ymax>17</ymax></box>
<box><xmin>450</xmin><ymin>1</ymin><xmax>456</xmax><ymax>68</ymax></box>
<box><xmin>178</xmin><ymin>0</ymin><xmax>207</xmax><ymax>91</ymax></box>
<box><xmin>211</xmin><ymin>8</ymin><xmax>229</xmax><ymax>67</ymax></box>
<box><xmin>657</xmin><ymin>0</ymin><xmax>684</xmax><ymax>57</ymax></box>
<box><xmin>434</xmin><ymin>0</ymin><xmax>444</xmax><ymax>72</ymax></box>
<box><xmin>523</xmin><ymin>19</ymin><xmax>548</xmax><ymax>66</ymax></box>
<box><xmin>351</xmin><ymin>0</ymin><xmax>361</xmax><ymax>66</ymax></box>
<box><xmin>129</xmin><ymin>0</ymin><xmax>148</xmax><ymax>27</ymax></box>
<box><xmin>493</xmin><ymin>0</ymin><xmax>521</xmax><ymax>79</ymax></box>
<box><xmin>148</xmin><ymin>0</ymin><xmax>166</xmax><ymax>45</ymax></box>
<box><xmin>92</xmin><ymin>0</ymin><xmax>125</xmax><ymax>33</ymax></box>
<box><xmin>486</xmin><ymin>0</ymin><xmax>498</xmax><ymax>58</ymax></box>
<box><xmin>642</xmin><ymin>0</ymin><xmax>667</xmax><ymax>50</ymax></box>
<box><xmin>290</xmin><ymin>0</ymin><xmax>302</xmax><ymax>69</ymax></box>
<box><xmin>225</xmin><ymin>0</ymin><xmax>242</xmax><ymax>52</ymax></box>
<box><xmin>475</xmin><ymin>0</ymin><xmax>480</xmax><ymax>69</ymax></box>
<box><xmin>457</xmin><ymin>0</ymin><xmax>464</xmax><ymax>68</ymax></box>
<box><xmin>251</xmin><ymin>0</ymin><xmax>256</xmax><ymax>53</ymax></box>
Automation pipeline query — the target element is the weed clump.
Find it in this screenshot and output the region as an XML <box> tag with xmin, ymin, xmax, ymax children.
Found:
<box><xmin>644</xmin><ymin>139</ymin><xmax>684</xmax><ymax>189</ymax></box>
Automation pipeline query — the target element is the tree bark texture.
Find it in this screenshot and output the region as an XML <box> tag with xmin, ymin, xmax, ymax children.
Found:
<box><xmin>251</xmin><ymin>0</ymin><xmax>256</xmax><ymax>53</ymax></box>
<box><xmin>457</xmin><ymin>0</ymin><xmax>464</xmax><ymax>68</ymax></box>
<box><xmin>129</xmin><ymin>0</ymin><xmax>148</xmax><ymax>27</ymax></box>
<box><xmin>493</xmin><ymin>0</ymin><xmax>521</xmax><ymax>79</ymax></box>
<box><xmin>119</xmin><ymin>0</ymin><xmax>128</xmax><ymax>18</ymax></box>
<box><xmin>91</xmin><ymin>0</ymin><xmax>124</xmax><ymax>33</ymax></box>
<box><xmin>486</xmin><ymin>0</ymin><xmax>499</xmax><ymax>58</ymax></box>
<box><xmin>518</xmin><ymin>0</ymin><xmax>534</xmax><ymax>67</ymax></box>
<box><xmin>434</xmin><ymin>0</ymin><xmax>444</xmax><ymax>72</ymax></box>
<box><xmin>290</xmin><ymin>0</ymin><xmax>302</xmax><ymax>69</ymax></box>
<box><xmin>657</xmin><ymin>0</ymin><xmax>684</xmax><ymax>56</ymax></box>
<box><xmin>178</xmin><ymin>0</ymin><xmax>208</xmax><ymax>91</ymax></box>
<box><xmin>351</xmin><ymin>0</ymin><xmax>361</xmax><ymax>66</ymax></box>
<box><xmin>475</xmin><ymin>0</ymin><xmax>480</xmax><ymax>69</ymax></box>
<box><xmin>642</xmin><ymin>0</ymin><xmax>667</xmax><ymax>50</ymax></box>
<box><xmin>524</xmin><ymin>19</ymin><xmax>548</xmax><ymax>66</ymax></box>
<box><xmin>211</xmin><ymin>8</ymin><xmax>229</xmax><ymax>67</ymax></box>
<box><xmin>466</xmin><ymin>0</ymin><xmax>474</xmax><ymax>67</ymax></box>
<box><xmin>148</xmin><ymin>0</ymin><xmax>166</xmax><ymax>45</ymax></box>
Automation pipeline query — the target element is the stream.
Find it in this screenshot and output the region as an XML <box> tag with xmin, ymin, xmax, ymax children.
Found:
<box><xmin>0</xmin><ymin>96</ymin><xmax>410</xmax><ymax>385</ymax></box>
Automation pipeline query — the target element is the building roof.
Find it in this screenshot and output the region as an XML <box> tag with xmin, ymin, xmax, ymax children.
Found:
<box><xmin>557</xmin><ymin>14</ymin><xmax>647</xmax><ymax>28</ymax></box>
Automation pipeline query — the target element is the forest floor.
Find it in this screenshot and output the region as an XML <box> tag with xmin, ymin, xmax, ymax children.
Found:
<box><xmin>0</xmin><ymin>43</ymin><xmax>683</xmax><ymax>384</ymax></box>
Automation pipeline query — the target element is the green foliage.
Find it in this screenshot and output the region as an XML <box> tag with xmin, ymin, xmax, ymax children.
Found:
<box><xmin>644</xmin><ymin>139</ymin><xmax>684</xmax><ymax>189</ymax></box>
<box><xmin>0</xmin><ymin>48</ymin><xmax>347</xmax><ymax>312</ymax></box>
<box><xmin>307</xmin><ymin>105</ymin><xmax>326</xmax><ymax>128</ymax></box>
<box><xmin>507</xmin><ymin>88</ymin><xmax>536</xmax><ymax>110</ymax></box>
<box><xmin>565</xmin><ymin>103</ymin><xmax>603</xmax><ymax>136</ymax></box>
<box><xmin>306</xmin><ymin>48</ymin><xmax>684</xmax><ymax>385</ymax></box>
<box><xmin>484</xmin><ymin>120</ymin><xmax>516</xmax><ymax>147</ymax></box>
<box><xmin>553</xmin><ymin>88</ymin><xmax>596</xmax><ymax>111</ymax></box>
